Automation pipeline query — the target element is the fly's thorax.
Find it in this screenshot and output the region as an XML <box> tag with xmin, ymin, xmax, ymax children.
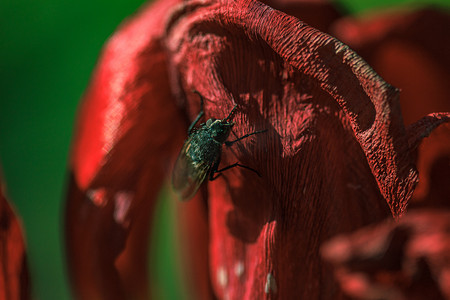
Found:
<box><xmin>206</xmin><ymin>118</ymin><xmax>234</xmax><ymax>144</ymax></box>
<box><xmin>187</xmin><ymin>127</ymin><xmax>222</xmax><ymax>163</ymax></box>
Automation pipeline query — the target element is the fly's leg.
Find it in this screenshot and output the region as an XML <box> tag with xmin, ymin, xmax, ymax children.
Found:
<box><xmin>211</xmin><ymin>129</ymin><xmax>267</xmax><ymax>178</ymax></box>
<box><xmin>224</xmin><ymin>104</ymin><xmax>238</xmax><ymax>122</ymax></box>
<box><xmin>188</xmin><ymin>90</ymin><xmax>205</xmax><ymax>135</ymax></box>
<box><xmin>225</xmin><ymin>129</ymin><xmax>267</xmax><ymax>146</ymax></box>
<box><xmin>224</xmin><ymin>93</ymin><xmax>239</xmax><ymax>122</ymax></box>
<box><xmin>211</xmin><ymin>162</ymin><xmax>262</xmax><ymax>179</ymax></box>
<box><xmin>209</xmin><ymin>150</ymin><xmax>262</xmax><ymax>180</ymax></box>
<box><xmin>209</xmin><ymin>153</ymin><xmax>222</xmax><ymax>181</ymax></box>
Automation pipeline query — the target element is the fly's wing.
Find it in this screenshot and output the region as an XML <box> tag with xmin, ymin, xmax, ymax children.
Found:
<box><xmin>172</xmin><ymin>140</ymin><xmax>210</xmax><ymax>201</ymax></box>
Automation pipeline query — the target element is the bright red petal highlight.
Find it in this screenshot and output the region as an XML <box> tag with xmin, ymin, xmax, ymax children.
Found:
<box><xmin>66</xmin><ymin>0</ymin><xmax>185</xmax><ymax>299</ymax></box>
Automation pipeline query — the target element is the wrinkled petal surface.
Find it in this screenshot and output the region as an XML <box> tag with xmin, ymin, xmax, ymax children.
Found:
<box><xmin>331</xmin><ymin>8</ymin><xmax>450</xmax><ymax>207</ymax></box>
<box><xmin>165</xmin><ymin>0</ymin><xmax>449</xmax><ymax>298</ymax></box>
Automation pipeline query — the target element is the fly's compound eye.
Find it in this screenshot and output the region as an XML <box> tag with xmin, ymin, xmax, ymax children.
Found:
<box><xmin>206</xmin><ymin>118</ymin><xmax>215</xmax><ymax>127</ymax></box>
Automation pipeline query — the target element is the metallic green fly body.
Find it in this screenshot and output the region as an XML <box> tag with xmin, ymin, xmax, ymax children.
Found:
<box><xmin>172</xmin><ymin>92</ymin><xmax>266</xmax><ymax>200</ymax></box>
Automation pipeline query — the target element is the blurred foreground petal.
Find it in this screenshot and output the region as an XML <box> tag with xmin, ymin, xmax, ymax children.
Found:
<box><xmin>65</xmin><ymin>0</ymin><xmax>185</xmax><ymax>299</ymax></box>
<box><xmin>0</xmin><ymin>176</ymin><xmax>30</xmax><ymax>300</ymax></box>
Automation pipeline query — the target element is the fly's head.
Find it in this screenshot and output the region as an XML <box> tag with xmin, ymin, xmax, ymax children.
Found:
<box><xmin>206</xmin><ymin>118</ymin><xmax>234</xmax><ymax>143</ymax></box>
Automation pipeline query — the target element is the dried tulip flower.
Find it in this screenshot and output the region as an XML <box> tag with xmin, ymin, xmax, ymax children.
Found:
<box><xmin>65</xmin><ymin>0</ymin><xmax>450</xmax><ymax>299</ymax></box>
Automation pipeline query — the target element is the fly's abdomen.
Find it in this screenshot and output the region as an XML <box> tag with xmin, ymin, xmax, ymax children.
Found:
<box><xmin>172</xmin><ymin>139</ymin><xmax>210</xmax><ymax>200</ymax></box>
<box><xmin>188</xmin><ymin>133</ymin><xmax>221</xmax><ymax>164</ymax></box>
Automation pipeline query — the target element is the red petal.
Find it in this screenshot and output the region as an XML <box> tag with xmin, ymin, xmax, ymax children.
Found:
<box><xmin>322</xmin><ymin>209</ymin><xmax>450</xmax><ymax>299</ymax></box>
<box><xmin>260</xmin><ymin>0</ymin><xmax>342</xmax><ymax>32</ymax></box>
<box><xmin>167</xmin><ymin>0</ymin><xmax>428</xmax><ymax>218</ymax></box>
<box><xmin>165</xmin><ymin>0</ymin><xmax>436</xmax><ymax>298</ymax></box>
<box><xmin>65</xmin><ymin>0</ymin><xmax>186</xmax><ymax>298</ymax></box>
<box><xmin>0</xmin><ymin>176</ymin><xmax>30</xmax><ymax>300</ymax></box>
<box><xmin>331</xmin><ymin>8</ymin><xmax>450</xmax><ymax>208</ymax></box>
<box><xmin>175</xmin><ymin>194</ymin><xmax>214</xmax><ymax>300</ymax></box>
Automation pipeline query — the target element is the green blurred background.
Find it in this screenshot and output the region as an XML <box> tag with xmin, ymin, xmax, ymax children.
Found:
<box><xmin>0</xmin><ymin>0</ymin><xmax>449</xmax><ymax>299</ymax></box>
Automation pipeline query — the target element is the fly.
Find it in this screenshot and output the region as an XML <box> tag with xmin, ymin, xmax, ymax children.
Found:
<box><xmin>172</xmin><ymin>91</ymin><xmax>266</xmax><ymax>201</ymax></box>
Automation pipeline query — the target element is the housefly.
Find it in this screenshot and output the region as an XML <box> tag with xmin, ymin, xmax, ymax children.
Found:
<box><xmin>172</xmin><ymin>91</ymin><xmax>266</xmax><ymax>201</ymax></box>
